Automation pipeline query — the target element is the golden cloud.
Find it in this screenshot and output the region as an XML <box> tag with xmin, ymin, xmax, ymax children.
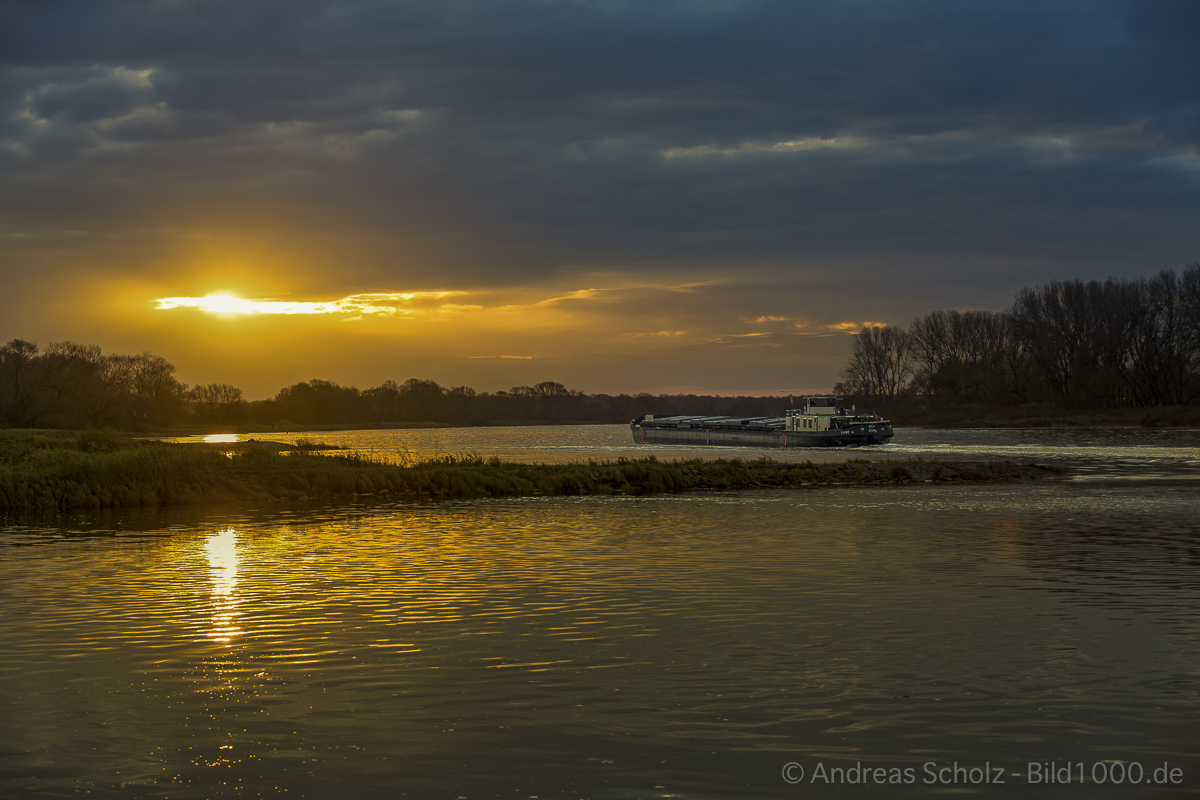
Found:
<box><xmin>155</xmin><ymin>291</ymin><xmax>468</xmax><ymax>316</ymax></box>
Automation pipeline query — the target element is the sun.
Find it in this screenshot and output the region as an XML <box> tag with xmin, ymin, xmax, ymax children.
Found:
<box><xmin>155</xmin><ymin>293</ymin><xmax>257</xmax><ymax>314</ymax></box>
<box><xmin>198</xmin><ymin>294</ymin><xmax>255</xmax><ymax>314</ymax></box>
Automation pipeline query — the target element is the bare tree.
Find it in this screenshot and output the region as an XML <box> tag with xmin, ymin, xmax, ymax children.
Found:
<box><xmin>0</xmin><ymin>339</ymin><xmax>40</xmax><ymax>425</ymax></box>
<box><xmin>192</xmin><ymin>383</ymin><xmax>246</xmax><ymax>423</ymax></box>
<box><xmin>129</xmin><ymin>353</ymin><xmax>188</xmax><ymax>426</ymax></box>
<box><xmin>398</xmin><ymin>378</ymin><xmax>444</xmax><ymax>421</ymax></box>
<box><xmin>1010</xmin><ymin>279</ymin><xmax>1128</xmax><ymax>405</ymax></box>
<box><xmin>909</xmin><ymin>310</ymin><xmax>1012</xmax><ymax>403</ymax></box>
<box><xmin>1182</xmin><ymin>262</ymin><xmax>1200</xmax><ymax>402</ymax></box>
<box><xmin>838</xmin><ymin>325</ymin><xmax>913</xmax><ymax>402</ymax></box>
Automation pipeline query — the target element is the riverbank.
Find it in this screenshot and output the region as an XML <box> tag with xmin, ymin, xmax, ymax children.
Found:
<box><xmin>0</xmin><ymin>430</ymin><xmax>1068</xmax><ymax>512</ymax></box>
<box><xmin>122</xmin><ymin>404</ymin><xmax>1200</xmax><ymax>437</ymax></box>
<box><xmin>885</xmin><ymin>403</ymin><xmax>1200</xmax><ymax>428</ymax></box>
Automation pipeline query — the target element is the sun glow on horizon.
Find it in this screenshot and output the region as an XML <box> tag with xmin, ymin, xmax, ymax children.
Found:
<box><xmin>155</xmin><ymin>291</ymin><xmax>470</xmax><ymax>317</ymax></box>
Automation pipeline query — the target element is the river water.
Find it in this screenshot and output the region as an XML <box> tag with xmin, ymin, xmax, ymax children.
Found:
<box><xmin>2</xmin><ymin>427</ymin><xmax>1198</xmax><ymax>798</ymax></box>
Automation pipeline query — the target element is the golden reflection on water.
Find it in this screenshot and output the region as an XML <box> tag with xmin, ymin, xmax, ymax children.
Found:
<box><xmin>204</xmin><ymin>528</ymin><xmax>241</xmax><ymax>643</ymax></box>
<box><xmin>202</xmin><ymin>434</ymin><xmax>240</xmax><ymax>444</ymax></box>
<box><xmin>987</xmin><ymin>488</ymin><xmax>1054</xmax><ymax>579</ymax></box>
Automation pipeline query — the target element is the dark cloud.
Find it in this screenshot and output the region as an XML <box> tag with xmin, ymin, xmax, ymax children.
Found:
<box><xmin>27</xmin><ymin>71</ymin><xmax>149</xmax><ymax>123</ymax></box>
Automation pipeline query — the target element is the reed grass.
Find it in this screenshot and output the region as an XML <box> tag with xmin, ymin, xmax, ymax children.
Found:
<box><xmin>0</xmin><ymin>430</ymin><xmax>1068</xmax><ymax>512</ymax></box>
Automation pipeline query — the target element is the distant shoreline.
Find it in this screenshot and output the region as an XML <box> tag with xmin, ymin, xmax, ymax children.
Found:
<box><xmin>0</xmin><ymin>430</ymin><xmax>1069</xmax><ymax>514</ymax></box>
<box><xmin>121</xmin><ymin>402</ymin><xmax>1200</xmax><ymax>437</ymax></box>
<box><xmin>7</xmin><ymin>401</ymin><xmax>1199</xmax><ymax>441</ymax></box>
<box><xmin>883</xmin><ymin>403</ymin><xmax>1200</xmax><ymax>429</ymax></box>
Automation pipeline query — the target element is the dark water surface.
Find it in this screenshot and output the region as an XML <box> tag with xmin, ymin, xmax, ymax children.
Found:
<box><xmin>2</xmin><ymin>428</ymin><xmax>1199</xmax><ymax>798</ymax></box>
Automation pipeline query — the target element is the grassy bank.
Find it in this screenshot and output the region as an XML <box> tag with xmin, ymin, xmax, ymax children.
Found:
<box><xmin>0</xmin><ymin>430</ymin><xmax>1068</xmax><ymax>513</ymax></box>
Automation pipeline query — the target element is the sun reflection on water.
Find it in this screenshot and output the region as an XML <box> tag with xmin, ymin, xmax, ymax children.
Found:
<box><xmin>204</xmin><ymin>528</ymin><xmax>241</xmax><ymax>643</ymax></box>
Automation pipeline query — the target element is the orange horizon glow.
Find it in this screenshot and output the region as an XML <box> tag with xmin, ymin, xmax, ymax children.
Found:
<box><xmin>126</xmin><ymin>276</ymin><xmax>875</xmax><ymax>397</ymax></box>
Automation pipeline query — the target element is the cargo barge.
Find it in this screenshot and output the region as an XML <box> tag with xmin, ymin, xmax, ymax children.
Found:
<box><xmin>630</xmin><ymin>396</ymin><xmax>893</xmax><ymax>448</ymax></box>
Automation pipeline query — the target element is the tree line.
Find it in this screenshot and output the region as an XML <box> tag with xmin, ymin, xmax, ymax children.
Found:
<box><xmin>9</xmin><ymin>263</ymin><xmax>1193</xmax><ymax>430</ymax></box>
<box><xmin>836</xmin><ymin>263</ymin><xmax>1200</xmax><ymax>409</ymax></box>
<box><xmin>0</xmin><ymin>339</ymin><xmax>784</xmax><ymax>429</ymax></box>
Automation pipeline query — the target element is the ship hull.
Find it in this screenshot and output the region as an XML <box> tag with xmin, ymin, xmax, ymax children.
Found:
<box><xmin>630</xmin><ymin>422</ymin><xmax>893</xmax><ymax>448</ymax></box>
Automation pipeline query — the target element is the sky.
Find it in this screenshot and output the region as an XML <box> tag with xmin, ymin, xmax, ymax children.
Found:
<box><xmin>2</xmin><ymin>0</ymin><xmax>1197</xmax><ymax>399</ymax></box>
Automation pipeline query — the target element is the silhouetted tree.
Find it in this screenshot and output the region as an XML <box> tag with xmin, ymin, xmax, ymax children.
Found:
<box><xmin>398</xmin><ymin>378</ymin><xmax>444</xmax><ymax>422</ymax></box>
<box><xmin>363</xmin><ymin>380</ymin><xmax>402</xmax><ymax>420</ymax></box>
<box><xmin>192</xmin><ymin>383</ymin><xmax>247</xmax><ymax>424</ymax></box>
<box><xmin>909</xmin><ymin>310</ymin><xmax>1012</xmax><ymax>404</ymax></box>
<box><xmin>837</xmin><ymin>325</ymin><xmax>913</xmax><ymax>402</ymax></box>
<box><xmin>274</xmin><ymin>380</ymin><xmax>362</xmax><ymax>424</ymax></box>
<box><xmin>0</xmin><ymin>339</ymin><xmax>40</xmax><ymax>425</ymax></box>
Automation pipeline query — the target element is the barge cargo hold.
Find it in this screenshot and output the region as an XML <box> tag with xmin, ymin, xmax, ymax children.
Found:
<box><xmin>630</xmin><ymin>396</ymin><xmax>894</xmax><ymax>448</ymax></box>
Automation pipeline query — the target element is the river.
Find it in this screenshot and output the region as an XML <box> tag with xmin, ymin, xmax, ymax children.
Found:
<box><xmin>2</xmin><ymin>426</ymin><xmax>1198</xmax><ymax>798</ymax></box>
